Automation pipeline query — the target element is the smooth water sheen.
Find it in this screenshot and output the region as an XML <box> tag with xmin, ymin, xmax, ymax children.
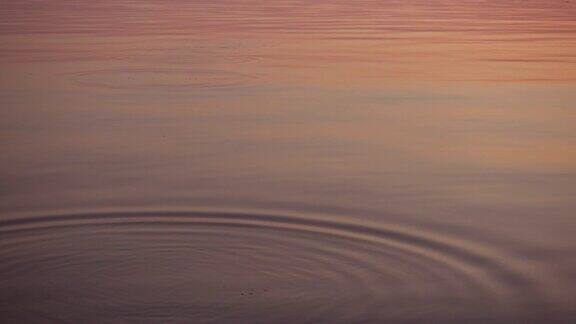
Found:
<box><xmin>1</xmin><ymin>1</ymin><xmax>576</xmax><ymax>323</ymax></box>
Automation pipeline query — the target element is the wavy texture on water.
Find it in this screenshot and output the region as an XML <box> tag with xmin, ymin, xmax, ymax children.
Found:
<box><xmin>1</xmin><ymin>1</ymin><xmax>575</xmax><ymax>323</ymax></box>
<box><xmin>2</xmin><ymin>0</ymin><xmax>575</xmax><ymax>82</ymax></box>
<box><xmin>67</xmin><ymin>68</ymin><xmax>259</xmax><ymax>91</ymax></box>
<box><xmin>0</xmin><ymin>209</ymin><xmax>560</xmax><ymax>323</ymax></box>
<box><xmin>2</xmin><ymin>0</ymin><xmax>575</xmax><ymax>37</ymax></box>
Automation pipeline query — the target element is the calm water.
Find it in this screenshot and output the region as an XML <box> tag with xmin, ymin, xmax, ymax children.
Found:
<box><xmin>1</xmin><ymin>1</ymin><xmax>576</xmax><ymax>323</ymax></box>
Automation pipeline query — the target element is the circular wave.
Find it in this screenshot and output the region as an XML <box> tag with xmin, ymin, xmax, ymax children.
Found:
<box><xmin>126</xmin><ymin>47</ymin><xmax>265</xmax><ymax>66</ymax></box>
<box><xmin>68</xmin><ymin>68</ymin><xmax>258</xmax><ymax>91</ymax></box>
<box><xmin>0</xmin><ymin>210</ymin><xmax>554</xmax><ymax>323</ymax></box>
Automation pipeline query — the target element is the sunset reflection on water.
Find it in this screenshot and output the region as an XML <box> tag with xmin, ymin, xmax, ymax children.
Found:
<box><xmin>1</xmin><ymin>1</ymin><xmax>576</xmax><ymax>323</ymax></box>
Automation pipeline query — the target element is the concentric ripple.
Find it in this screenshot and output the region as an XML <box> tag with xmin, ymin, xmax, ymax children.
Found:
<box><xmin>124</xmin><ymin>41</ymin><xmax>272</xmax><ymax>66</ymax></box>
<box><xmin>128</xmin><ymin>49</ymin><xmax>262</xmax><ymax>66</ymax></box>
<box><xmin>68</xmin><ymin>69</ymin><xmax>258</xmax><ymax>91</ymax></box>
<box><xmin>0</xmin><ymin>210</ymin><xmax>556</xmax><ymax>323</ymax></box>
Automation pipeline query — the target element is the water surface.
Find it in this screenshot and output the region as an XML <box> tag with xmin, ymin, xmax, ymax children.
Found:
<box><xmin>1</xmin><ymin>1</ymin><xmax>576</xmax><ymax>323</ymax></box>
